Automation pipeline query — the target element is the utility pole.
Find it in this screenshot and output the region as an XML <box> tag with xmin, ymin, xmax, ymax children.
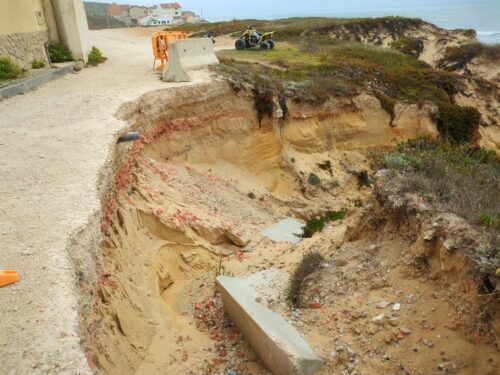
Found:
<box><xmin>107</xmin><ymin>11</ymin><xmax>111</xmax><ymax>29</ymax></box>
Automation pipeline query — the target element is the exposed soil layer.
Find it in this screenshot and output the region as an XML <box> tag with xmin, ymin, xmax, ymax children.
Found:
<box><xmin>85</xmin><ymin>82</ymin><xmax>499</xmax><ymax>374</ymax></box>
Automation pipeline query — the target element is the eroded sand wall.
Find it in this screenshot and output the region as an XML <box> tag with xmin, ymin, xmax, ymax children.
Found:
<box><xmin>84</xmin><ymin>81</ymin><xmax>441</xmax><ymax>374</ymax></box>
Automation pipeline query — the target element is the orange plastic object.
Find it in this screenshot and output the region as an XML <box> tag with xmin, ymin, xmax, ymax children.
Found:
<box><xmin>0</xmin><ymin>270</ymin><xmax>19</xmax><ymax>287</ymax></box>
<box><xmin>151</xmin><ymin>31</ymin><xmax>188</xmax><ymax>71</ymax></box>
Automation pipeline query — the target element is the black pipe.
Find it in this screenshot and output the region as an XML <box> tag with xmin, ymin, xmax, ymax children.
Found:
<box><xmin>117</xmin><ymin>132</ymin><xmax>140</xmax><ymax>144</ymax></box>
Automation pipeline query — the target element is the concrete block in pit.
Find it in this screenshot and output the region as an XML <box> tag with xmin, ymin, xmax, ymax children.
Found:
<box><xmin>216</xmin><ymin>275</ymin><xmax>323</xmax><ymax>375</ymax></box>
<box><xmin>260</xmin><ymin>217</ymin><xmax>303</xmax><ymax>244</ymax></box>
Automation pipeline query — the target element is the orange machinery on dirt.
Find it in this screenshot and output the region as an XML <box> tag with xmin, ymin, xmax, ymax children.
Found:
<box><xmin>152</xmin><ymin>31</ymin><xmax>188</xmax><ymax>71</ymax></box>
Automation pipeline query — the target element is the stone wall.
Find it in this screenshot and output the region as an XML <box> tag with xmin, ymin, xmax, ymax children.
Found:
<box><xmin>0</xmin><ymin>30</ymin><xmax>49</xmax><ymax>69</ymax></box>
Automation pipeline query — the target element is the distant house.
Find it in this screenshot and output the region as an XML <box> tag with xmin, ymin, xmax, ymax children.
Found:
<box><xmin>181</xmin><ymin>11</ymin><xmax>200</xmax><ymax>24</ymax></box>
<box><xmin>138</xmin><ymin>15</ymin><xmax>174</xmax><ymax>26</ymax></box>
<box><xmin>129</xmin><ymin>6</ymin><xmax>148</xmax><ymax>18</ymax></box>
<box><xmin>156</xmin><ymin>3</ymin><xmax>181</xmax><ymax>18</ymax></box>
<box><xmin>107</xmin><ymin>2</ymin><xmax>130</xmax><ymax>18</ymax></box>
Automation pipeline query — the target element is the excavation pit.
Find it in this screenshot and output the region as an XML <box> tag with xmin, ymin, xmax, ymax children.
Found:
<box><xmin>83</xmin><ymin>82</ymin><xmax>499</xmax><ymax>375</ymax></box>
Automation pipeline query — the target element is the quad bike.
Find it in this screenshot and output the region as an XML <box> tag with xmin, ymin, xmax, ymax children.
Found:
<box><xmin>235</xmin><ymin>28</ymin><xmax>276</xmax><ymax>50</ymax></box>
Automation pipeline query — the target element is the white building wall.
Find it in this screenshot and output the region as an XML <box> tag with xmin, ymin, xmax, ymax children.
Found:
<box><xmin>51</xmin><ymin>0</ymin><xmax>91</xmax><ymax>63</ymax></box>
<box><xmin>139</xmin><ymin>15</ymin><xmax>174</xmax><ymax>26</ymax></box>
<box><xmin>154</xmin><ymin>5</ymin><xmax>178</xmax><ymax>18</ymax></box>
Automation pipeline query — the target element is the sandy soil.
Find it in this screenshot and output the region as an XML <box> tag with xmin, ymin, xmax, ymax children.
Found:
<box><xmin>87</xmin><ymin>82</ymin><xmax>498</xmax><ymax>374</ymax></box>
<box><xmin>0</xmin><ymin>27</ymin><xmax>225</xmax><ymax>374</ymax></box>
<box><xmin>2</xmin><ymin>24</ymin><xmax>497</xmax><ymax>375</ymax></box>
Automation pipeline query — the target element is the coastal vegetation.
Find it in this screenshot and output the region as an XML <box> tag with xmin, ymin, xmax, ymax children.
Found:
<box><xmin>88</xmin><ymin>46</ymin><xmax>106</xmax><ymax>65</ymax></box>
<box><xmin>48</xmin><ymin>43</ymin><xmax>74</xmax><ymax>63</ymax></box>
<box><xmin>0</xmin><ymin>56</ymin><xmax>22</xmax><ymax>81</ymax></box>
<box><xmin>299</xmin><ymin>209</ymin><xmax>348</xmax><ymax>238</ymax></box>
<box><xmin>389</xmin><ymin>36</ymin><xmax>425</xmax><ymax>57</ymax></box>
<box><xmin>216</xmin><ymin>37</ymin><xmax>481</xmax><ymax>142</ymax></box>
<box><xmin>438</xmin><ymin>42</ymin><xmax>500</xmax><ymax>71</ymax></box>
<box><xmin>376</xmin><ymin>138</ymin><xmax>499</xmax><ymax>277</ymax></box>
<box><xmin>168</xmin><ymin>16</ymin><xmax>426</xmax><ymax>40</ymax></box>
<box><xmin>31</xmin><ymin>60</ymin><xmax>46</xmax><ymax>69</ymax></box>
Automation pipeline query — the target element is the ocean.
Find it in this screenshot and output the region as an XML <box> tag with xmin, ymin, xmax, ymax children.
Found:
<box><xmin>207</xmin><ymin>1</ymin><xmax>500</xmax><ymax>44</ymax></box>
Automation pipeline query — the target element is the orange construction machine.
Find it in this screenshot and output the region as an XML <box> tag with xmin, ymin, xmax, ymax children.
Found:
<box><xmin>152</xmin><ymin>31</ymin><xmax>188</xmax><ymax>71</ymax></box>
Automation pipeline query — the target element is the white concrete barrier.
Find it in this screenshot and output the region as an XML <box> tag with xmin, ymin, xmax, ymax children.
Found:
<box><xmin>162</xmin><ymin>38</ymin><xmax>219</xmax><ymax>82</ymax></box>
<box><xmin>216</xmin><ymin>275</ymin><xmax>323</xmax><ymax>375</ymax></box>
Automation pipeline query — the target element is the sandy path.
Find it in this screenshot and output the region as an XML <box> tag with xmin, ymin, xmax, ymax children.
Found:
<box><xmin>0</xmin><ymin>27</ymin><xmax>219</xmax><ymax>374</ymax></box>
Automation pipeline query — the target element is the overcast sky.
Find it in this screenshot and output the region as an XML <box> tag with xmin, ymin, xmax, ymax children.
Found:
<box><xmin>91</xmin><ymin>0</ymin><xmax>497</xmax><ymax>21</ymax></box>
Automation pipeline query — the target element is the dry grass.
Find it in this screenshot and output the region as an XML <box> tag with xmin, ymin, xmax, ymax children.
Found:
<box><xmin>286</xmin><ymin>251</ymin><xmax>325</xmax><ymax>308</ymax></box>
<box><xmin>390</xmin><ymin>36</ymin><xmax>425</xmax><ymax>58</ymax></box>
<box><xmin>168</xmin><ymin>16</ymin><xmax>427</xmax><ymax>41</ymax></box>
<box><xmin>438</xmin><ymin>43</ymin><xmax>500</xmax><ymax>71</ymax></box>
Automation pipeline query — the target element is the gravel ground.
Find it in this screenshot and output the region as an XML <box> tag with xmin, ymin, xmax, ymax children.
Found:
<box><xmin>0</xmin><ymin>27</ymin><xmax>217</xmax><ymax>374</ymax></box>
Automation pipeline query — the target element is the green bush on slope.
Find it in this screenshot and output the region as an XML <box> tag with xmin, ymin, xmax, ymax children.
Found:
<box><xmin>48</xmin><ymin>43</ymin><xmax>74</xmax><ymax>63</ymax></box>
<box><xmin>0</xmin><ymin>56</ymin><xmax>22</xmax><ymax>81</ymax></box>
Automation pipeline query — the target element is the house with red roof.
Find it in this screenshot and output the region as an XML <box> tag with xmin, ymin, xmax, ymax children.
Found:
<box><xmin>155</xmin><ymin>2</ymin><xmax>182</xmax><ymax>21</ymax></box>
<box><xmin>107</xmin><ymin>2</ymin><xmax>130</xmax><ymax>17</ymax></box>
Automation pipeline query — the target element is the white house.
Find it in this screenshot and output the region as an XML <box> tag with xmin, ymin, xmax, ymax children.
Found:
<box><xmin>155</xmin><ymin>3</ymin><xmax>181</xmax><ymax>18</ymax></box>
<box><xmin>138</xmin><ymin>14</ymin><xmax>174</xmax><ymax>26</ymax></box>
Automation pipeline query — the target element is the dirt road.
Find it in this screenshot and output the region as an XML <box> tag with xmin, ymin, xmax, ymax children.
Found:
<box><xmin>0</xmin><ymin>27</ymin><xmax>218</xmax><ymax>374</ymax></box>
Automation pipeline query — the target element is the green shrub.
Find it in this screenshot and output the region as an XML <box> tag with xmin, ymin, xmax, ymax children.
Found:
<box><xmin>31</xmin><ymin>60</ymin><xmax>46</xmax><ymax>69</ymax></box>
<box><xmin>374</xmin><ymin>91</ymin><xmax>396</xmax><ymax>123</ymax></box>
<box><xmin>368</xmin><ymin>217</ymin><xmax>380</xmax><ymax>229</ymax></box>
<box><xmin>286</xmin><ymin>251</ymin><xmax>325</xmax><ymax>308</ymax></box>
<box><xmin>390</xmin><ymin>36</ymin><xmax>424</xmax><ymax>57</ymax></box>
<box><xmin>438</xmin><ymin>43</ymin><xmax>500</xmax><ymax>71</ymax></box>
<box><xmin>307</xmin><ymin>173</ymin><xmax>321</xmax><ymax>186</ymax></box>
<box><xmin>435</xmin><ymin>104</ymin><xmax>481</xmax><ymax>143</ymax></box>
<box><xmin>247</xmin><ymin>192</ymin><xmax>256</xmax><ymax>199</ymax></box>
<box><xmin>478</xmin><ymin>214</ymin><xmax>500</xmax><ymax>229</ymax></box>
<box><xmin>300</xmin><ymin>209</ymin><xmax>347</xmax><ymax>238</ymax></box>
<box><xmin>0</xmin><ymin>57</ymin><xmax>22</xmax><ymax>81</ymax></box>
<box><xmin>467</xmin><ymin>240</ymin><xmax>500</xmax><ymax>281</ymax></box>
<box><xmin>318</xmin><ymin>160</ymin><xmax>333</xmax><ymax>175</ymax></box>
<box><xmin>382</xmin><ymin>154</ymin><xmax>411</xmax><ymax>170</ymax></box>
<box><xmin>301</xmin><ymin>217</ymin><xmax>325</xmax><ymax>238</ymax></box>
<box><xmin>253</xmin><ymin>76</ymin><xmax>276</xmax><ymax>125</ymax></box>
<box><xmin>88</xmin><ymin>46</ymin><xmax>105</xmax><ymax>65</ymax></box>
<box><xmin>378</xmin><ymin>138</ymin><xmax>499</xmax><ymax>232</ymax></box>
<box><xmin>330</xmin><ymin>179</ymin><xmax>340</xmax><ymax>188</ymax></box>
<box><xmin>355</xmin><ymin>170</ymin><xmax>371</xmax><ymax>187</ymax></box>
<box><xmin>354</xmin><ymin>199</ymin><xmax>364</xmax><ymax>208</ymax></box>
<box><xmin>49</xmin><ymin>43</ymin><xmax>73</xmax><ymax>63</ymax></box>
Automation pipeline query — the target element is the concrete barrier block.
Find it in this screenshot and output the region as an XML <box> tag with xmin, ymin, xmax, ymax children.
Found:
<box><xmin>175</xmin><ymin>38</ymin><xmax>219</xmax><ymax>70</ymax></box>
<box><xmin>162</xmin><ymin>38</ymin><xmax>219</xmax><ymax>82</ymax></box>
<box><xmin>162</xmin><ymin>42</ymin><xmax>190</xmax><ymax>82</ymax></box>
<box><xmin>260</xmin><ymin>217</ymin><xmax>304</xmax><ymax>244</ymax></box>
<box><xmin>216</xmin><ymin>275</ymin><xmax>323</xmax><ymax>375</ymax></box>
